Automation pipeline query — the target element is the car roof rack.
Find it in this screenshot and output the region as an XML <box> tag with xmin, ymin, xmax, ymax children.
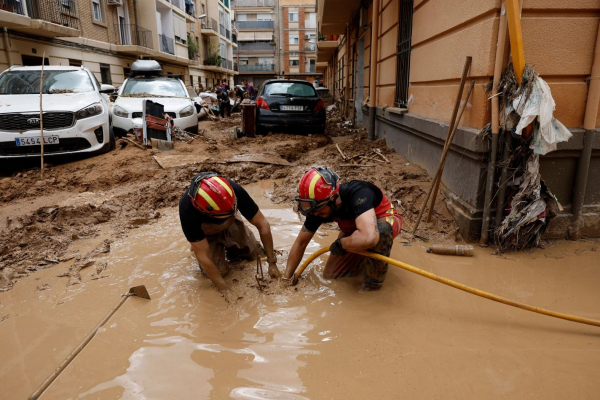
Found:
<box><xmin>130</xmin><ymin>59</ymin><xmax>162</xmax><ymax>76</ymax></box>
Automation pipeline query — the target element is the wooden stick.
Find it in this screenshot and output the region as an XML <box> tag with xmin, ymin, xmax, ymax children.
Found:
<box><xmin>339</xmin><ymin>163</ymin><xmax>377</xmax><ymax>167</ymax></box>
<box><xmin>335</xmin><ymin>143</ymin><xmax>347</xmax><ymax>159</ymax></box>
<box><xmin>426</xmin><ymin>56</ymin><xmax>471</xmax><ymax>223</ymax></box>
<box><xmin>359</xmin><ymin>155</ymin><xmax>385</xmax><ymax>163</ymax></box>
<box><xmin>412</xmin><ymin>81</ymin><xmax>475</xmax><ymax>235</ymax></box>
<box><xmin>373</xmin><ymin>148</ymin><xmax>390</xmax><ymax>163</ymax></box>
<box><xmin>122</xmin><ymin>137</ymin><xmax>147</xmax><ymax>150</ymax></box>
<box><xmin>39</xmin><ymin>51</ymin><xmax>45</xmax><ymax>179</ymax></box>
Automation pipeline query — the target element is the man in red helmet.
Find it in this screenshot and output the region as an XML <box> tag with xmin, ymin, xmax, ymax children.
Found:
<box><xmin>179</xmin><ymin>172</ymin><xmax>281</xmax><ymax>303</ymax></box>
<box><xmin>282</xmin><ymin>167</ymin><xmax>402</xmax><ymax>291</ymax></box>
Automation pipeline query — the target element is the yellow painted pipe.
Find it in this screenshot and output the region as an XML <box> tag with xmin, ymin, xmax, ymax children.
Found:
<box><xmin>294</xmin><ymin>247</ymin><xmax>600</xmax><ymax>328</ymax></box>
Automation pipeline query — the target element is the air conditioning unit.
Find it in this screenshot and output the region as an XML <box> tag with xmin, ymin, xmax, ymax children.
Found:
<box><xmin>304</xmin><ymin>34</ymin><xmax>309</xmax><ymax>39</ymax></box>
<box><xmin>107</xmin><ymin>0</ymin><xmax>123</xmax><ymax>5</ymax></box>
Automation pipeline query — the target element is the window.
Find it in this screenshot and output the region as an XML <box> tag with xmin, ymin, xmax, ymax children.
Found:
<box><xmin>100</xmin><ymin>63</ymin><xmax>111</xmax><ymax>84</ymax></box>
<box><xmin>201</xmin><ymin>4</ymin><xmax>205</xmax><ymax>14</ymax></box>
<box><xmin>395</xmin><ymin>0</ymin><xmax>413</xmax><ymax>107</ymax></box>
<box><xmin>264</xmin><ymin>82</ymin><xmax>316</xmax><ymax>97</ymax></box>
<box><xmin>289</xmin><ymin>34</ymin><xmax>299</xmax><ymax>45</ymax></box>
<box><xmin>69</xmin><ymin>59</ymin><xmax>82</xmax><ymax>67</ymax></box>
<box><xmin>289</xmin><ymin>12</ymin><xmax>298</xmax><ymax>22</ymax></box>
<box><xmin>257</xmin><ymin>13</ymin><xmax>271</xmax><ymax>21</ymax></box>
<box><xmin>289</xmin><ymin>58</ymin><xmax>299</xmax><ymax>67</ymax></box>
<box><xmin>92</xmin><ymin>0</ymin><xmax>102</xmax><ymax>22</ymax></box>
<box><xmin>0</xmin><ymin>70</ymin><xmax>94</xmax><ymax>94</ymax></box>
<box><xmin>174</xmin><ymin>14</ymin><xmax>187</xmax><ymax>44</ymax></box>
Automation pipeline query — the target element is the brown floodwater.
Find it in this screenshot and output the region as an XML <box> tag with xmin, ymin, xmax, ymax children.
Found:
<box><xmin>1</xmin><ymin>181</ymin><xmax>599</xmax><ymax>399</ymax></box>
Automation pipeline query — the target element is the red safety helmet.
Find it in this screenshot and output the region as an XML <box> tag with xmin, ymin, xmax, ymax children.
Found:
<box><xmin>295</xmin><ymin>167</ymin><xmax>340</xmax><ymax>215</ymax></box>
<box><xmin>188</xmin><ymin>172</ymin><xmax>237</xmax><ymax>220</ymax></box>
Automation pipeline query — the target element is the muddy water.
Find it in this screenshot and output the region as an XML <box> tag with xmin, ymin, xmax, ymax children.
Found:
<box><xmin>1</xmin><ymin>181</ymin><xmax>600</xmax><ymax>399</ymax></box>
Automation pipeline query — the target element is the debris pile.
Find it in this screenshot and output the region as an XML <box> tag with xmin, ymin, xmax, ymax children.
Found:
<box><xmin>485</xmin><ymin>64</ymin><xmax>569</xmax><ymax>252</ymax></box>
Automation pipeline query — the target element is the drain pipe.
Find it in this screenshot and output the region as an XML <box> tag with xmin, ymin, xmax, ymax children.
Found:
<box><xmin>367</xmin><ymin>0</ymin><xmax>380</xmax><ymax>141</ymax></box>
<box><xmin>480</xmin><ymin>3</ymin><xmax>507</xmax><ymax>245</ymax></box>
<box><xmin>3</xmin><ymin>28</ymin><xmax>13</xmax><ymax>67</ymax></box>
<box><xmin>570</xmin><ymin>24</ymin><xmax>600</xmax><ymax>239</ymax></box>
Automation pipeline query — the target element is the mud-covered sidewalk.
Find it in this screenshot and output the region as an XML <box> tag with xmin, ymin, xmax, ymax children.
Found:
<box><xmin>0</xmin><ymin>112</ymin><xmax>457</xmax><ymax>292</ymax></box>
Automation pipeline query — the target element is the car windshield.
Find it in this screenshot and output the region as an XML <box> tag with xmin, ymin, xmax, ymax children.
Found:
<box><xmin>264</xmin><ymin>82</ymin><xmax>317</xmax><ymax>97</ymax></box>
<box><xmin>121</xmin><ymin>78</ymin><xmax>187</xmax><ymax>98</ymax></box>
<box><xmin>0</xmin><ymin>70</ymin><xmax>95</xmax><ymax>95</ymax></box>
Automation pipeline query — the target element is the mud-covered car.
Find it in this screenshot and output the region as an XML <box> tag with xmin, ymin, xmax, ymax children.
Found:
<box><xmin>111</xmin><ymin>60</ymin><xmax>198</xmax><ymax>137</ymax></box>
<box><xmin>0</xmin><ymin>66</ymin><xmax>115</xmax><ymax>158</ymax></box>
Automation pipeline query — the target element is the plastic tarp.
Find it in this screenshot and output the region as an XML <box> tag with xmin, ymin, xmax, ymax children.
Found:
<box><xmin>511</xmin><ymin>76</ymin><xmax>572</xmax><ymax>155</ymax></box>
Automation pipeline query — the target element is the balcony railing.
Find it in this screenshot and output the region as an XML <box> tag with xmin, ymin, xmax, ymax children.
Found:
<box><xmin>159</xmin><ymin>34</ymin><xmax>175</xmax><ymax>55</ymax></box>
<box><xmin>236</xmin><ymin>41</ymin><xmax>275</xmax><ymax>51</ymax></box>
<box><xmin>237</xmin><ymin>21</ymin><xmax>274</xmax><ymax>30</ymax></box>
<box><xmin>113</xmin><ymin>24</ymin><xmax>154</xmax><ymax>49</ymax></box>
<box><xmin>239</xmin><ymin>63</ymin><xmax>275</xmax><ymax>72</ymax></box>
<box><xmin>202</xmin><ymin>17</ymin><xmax>218</xmax><ymax>33</ymax></box>
<box><xmin>24</xmin><ymin>0</ymin><xmax>79</xmax><ymax>29</ymax></box>
<box><xmin>231</xmin><ymin>0</ymin><xmax>274</xmax><ymax>7</ymax></box>
<box><xmin>234</xmin><ymin>62</ymin><xmax>238</xmax><ymax>71</ymax></box>
<box><xmin>171</xmin><ymin>0</ymin><xmax>184</xmax><ymax>11</ymax></box>
<box><xmin>0</xmin><ymin>0</ymin><xmax>25</xmax><ymax>15</ymax></box>
<box><xmin>219</xmin><ymin>58</ymin><xmax>234</xmax><ymax>70</ymax></box>
<box><xmin>304</xmin><ymin>43</ymin><xmax>316</xmax><ymax>51</ymax></box>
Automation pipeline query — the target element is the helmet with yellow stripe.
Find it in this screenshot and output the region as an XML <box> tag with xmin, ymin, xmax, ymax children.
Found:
<box><xmin>188</xmin><ymin>172</ymin><xmax>237</xmax><ymax>220</ymax></box>
<box><xmin>295</xmin><ymin>167</ymin><xmax>340</xmax><ymax>216</ymax></box>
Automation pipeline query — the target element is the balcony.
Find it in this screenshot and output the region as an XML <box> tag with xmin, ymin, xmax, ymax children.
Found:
<box><xmin>0</xmin><ymin>0</ymin><xmax>80</xmax><ymax>36</ymax></box>
<box><xmin>304</xmin><ymin>43</ymin><xmax>316</xmax><ymax>51</ymax></box>
<box><xmin>319</xmin><ymin>0</ymin><xmax>361</xmax><ymax>35</ymax></box>
<box><xmin>232</xmin><ymin>33</ymin><xmax>237</xmax><ymax>44</ymax></box>
<box><xmin>236</xmin><ymin>41</ymin><xmax>275</xmax><ymax>51</ymax></box>
<box><xmin>237</xmin><ymin>21</ymin><xmax>274</xmax><ymax>30</ymax></box>
<box><xmin>201</xmin><ymin>17</ymin><xmax>218</xmax><ymax>36</ymax></box>
<box><xmin>221</xmin><ymin>58</ymin><xmax>233</xmax><ymax>70</ymax></box>
<box><xmin>114</xmin><ymin>24</ymin><xmax>153</xmax><ymax>49</ymax></box>
<box><xmin>171</xmin><ymin>0</ymin><xmax>184</xmax><ymax>11</ymax></box>
<box><xmin>239</xmin><ymin>63</ymin><xmax>275</xmax><ymax>72</ymax></box>
<box><xmin>231</xmin><ymin>0</ymin><xmax>274</xmax><ymax>7</ymax></box>
<box><xmin>159</xmin><ymin>34</ymin><xmax>175</xmax><ymax>55</ymax></box>
<box><xmin>317</xmin><ymin>37</ymin><xmax>337</xmax><ymax>62</ymax></box>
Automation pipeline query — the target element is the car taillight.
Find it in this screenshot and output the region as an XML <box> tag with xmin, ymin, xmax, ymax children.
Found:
<box><xmin>313</xmin><ymin>99</ymin><xmax>325</xmax><ymax>111</ymax></box>
<box><xmin>257</xmin><ymin>97</ymin><xmax>270</xmax><ymax>110</ymax></box>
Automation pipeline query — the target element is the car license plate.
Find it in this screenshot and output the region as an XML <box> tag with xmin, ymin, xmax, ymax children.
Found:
<box><xmin>281</xmin><ymin>105</ymin><xmax>303</xmax><ymax>111</ymax></box>
<box><xmin>15</xmin><ymin>136</ymin><xmax>59</xmax><ymax>147</ymax></box>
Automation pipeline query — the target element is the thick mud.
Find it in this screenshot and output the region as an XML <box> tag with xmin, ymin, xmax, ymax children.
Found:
<box><xmin>0</xmin><ymin>181</ymin><xmax>599</xmax><ymax>399</ymax></box>
<box><xmin>0</xmin><ymin>112</ymin><xmax>456</xmax><ymax>292</ymax></box>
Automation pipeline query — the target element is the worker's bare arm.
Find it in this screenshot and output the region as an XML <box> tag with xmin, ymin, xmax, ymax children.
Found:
<box><xmin>249</xmin><ymin>210</ymin><xmax>281</xmax><ymax>278</ymax></box>
<box><xmin>283</xmin><ymin>226</ymin><xmax>315</xmax><ymax>281</ymax></box>
<box><xmin>340</xmin><ymin>208</ymin><xmax>379</xmax><ymax>251</ymax></box>
<box><xmin>190</xmin><ymin>239</ymin><xmax>229</xmax><ymax>292</ymax></box>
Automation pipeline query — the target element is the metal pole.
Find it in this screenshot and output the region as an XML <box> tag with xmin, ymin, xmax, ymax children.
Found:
<box><xmin>367</xmin><ymin>0</ymin><xmax>380</xmax><ymax>141</ymax></box>
<box><xmin>426</xmin><ymin>56</ymin><xmax>471</xmax><ymax>223</ymax></box>
<box><xmin>39</xmin><ymin>51</ymin><xmax>45</xmax><ymax>179</ymax></box>
<box><xmin>480</xmin><ymin>4</ymin><xmax>508</xmax><ymax>244</ymax></box>
<box><xmin>412</xmin><ymin>81</ymin><xmax>475</xmax><ymax>235</ymax></box>
<box><xmin>570</xmin><ymin>23</ymin><xmax>600</xmax><ymax>239</ymax></box>
<box><xmin>3</xmin><ymin>28</ymin><xmax>13</xmax><ymax>67</ymax></box>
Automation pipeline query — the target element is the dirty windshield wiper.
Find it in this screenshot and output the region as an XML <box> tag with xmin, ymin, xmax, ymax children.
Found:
<box><xmin>269</xmin><ymin>93</ymin><xmax>293</xmax><ymax>97</ymax></box>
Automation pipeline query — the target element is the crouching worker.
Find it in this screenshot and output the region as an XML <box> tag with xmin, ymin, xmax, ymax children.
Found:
<box><xmin>179</xmin><ymin>172</ymin><xmax>281</xmax><ymax>303</ymax></box>
<box><xmin>282</xmin><ymin>167</ymin><xmax>402</xmax><ymax>291</ymax></box>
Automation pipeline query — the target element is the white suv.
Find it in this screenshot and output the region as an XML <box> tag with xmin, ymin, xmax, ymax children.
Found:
<box><xmin>0</xmin><ymin>65</ymin><xmax>114</xmax><ymax>158</ymax></box>
<box><xmin>111</xmin><ymin>60</ymin><xmax>198</xmax><ymax>137</ymax></box>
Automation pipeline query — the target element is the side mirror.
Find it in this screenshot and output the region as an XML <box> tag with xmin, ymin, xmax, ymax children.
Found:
<box><xmin>100</xmin><ymin>84</ymin><xmax>115</xmax><ymax>94</ymax></box>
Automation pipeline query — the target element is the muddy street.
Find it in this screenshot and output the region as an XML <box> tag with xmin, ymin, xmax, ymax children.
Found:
<box><xmin>1</xmin><ymin>117</ymin><xmax>599</xmax><ymax>399</ymax></box>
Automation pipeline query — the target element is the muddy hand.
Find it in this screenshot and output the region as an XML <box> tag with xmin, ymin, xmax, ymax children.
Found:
<box><xmin>281</xmin><ymin>275</ymin><xmax>297</xmax><ymax>287</ymax></box>
<box><xmin>221</xmin><ymin>289</ymin><xmax>237</xmax><ymax>305</ymax></box>
<box><xmin>268</xmin><ymin>262</ymin><xmax>282</xmax><ymax>279</ymax></box>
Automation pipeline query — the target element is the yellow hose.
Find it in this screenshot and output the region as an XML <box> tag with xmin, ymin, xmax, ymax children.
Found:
<box><xmin>294</xmin><ymin>246</ymin><xmax>600</xmax><ymax>328</ymax></box>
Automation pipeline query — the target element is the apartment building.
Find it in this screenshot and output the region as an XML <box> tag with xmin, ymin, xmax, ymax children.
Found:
<box><xmin>0</xmin><ymin>0</ymin><xmax>237</xmax><ymax>92</ymax></box>
<box><xmin>193</xmin><ymin>0</ymin><xmax>238</xmax><ymax>91</ymax></box>
<box><xmin>316</xmin><ymin>0</ymin><xmax>600</xmax><ymax>240</ymax></box>
<box><xmin>279</xmin><ymin>0</ymin><xmax>319</xmax><ymax>83</ymax></box>
<box><xmin>231</xmin><ymin>0</ymin><xmax>277</xmax><ymax>87</ymax></box>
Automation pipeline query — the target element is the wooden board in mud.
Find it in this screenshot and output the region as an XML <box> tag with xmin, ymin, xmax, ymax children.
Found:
<box><xmin>153</xmin><ymin>153</ymin><xmax>292</xmax><ymax>169</ymax></box>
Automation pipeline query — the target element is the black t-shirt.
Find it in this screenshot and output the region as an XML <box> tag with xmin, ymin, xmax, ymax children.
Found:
<box><xmin>179</xmin><ymin>178</ymin><xmax>259</xmax><ymax>242</ymax></box>
<box><xmin>303</xmin><ymin>180</ymin><xmax>383</xmax><ymax>232</ymax></box>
